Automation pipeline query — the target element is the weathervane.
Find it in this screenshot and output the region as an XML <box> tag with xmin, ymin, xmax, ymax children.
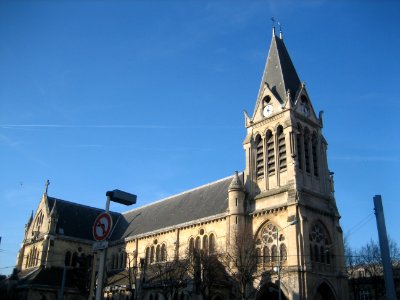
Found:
<box><xmin>271</xmin><ymin>17</ymin><xmax>276</xmax><ymax>35</ymax></box>
<box><xmin>45</xmin><ymin>179</ymin><xmax>50</xmax><ymax>195</ymax></box>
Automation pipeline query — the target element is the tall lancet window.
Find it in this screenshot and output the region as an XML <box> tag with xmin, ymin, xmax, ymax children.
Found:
<box><xmin>277</xmin><ymin>126</ymin><xmax>286</xmax><ymax>171</ymax></box>
<box><xmin>304</xmin><ymin>128</ymin><xmax>311</xmax><ymax>173</ymax></box>
<box><xmin>297</xmin><ymin>124</ymin><xmax>303</xmax><ymax>170</ymax></box>
<box><xmin>266</xmin><ymin>131</ymin><xmax>275</xmax><ymax>176</ymax></box>
<box><xmin>255</xmin><ymin>135</ymin><xmax>264</xmax><ymax>179</ymax></box>
<box><xmin>312</xmin><ymin>133</ymin><xmax>319</xmax><ymax>177</ymax></box>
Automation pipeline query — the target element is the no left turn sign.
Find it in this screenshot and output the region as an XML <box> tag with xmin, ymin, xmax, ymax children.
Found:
<box><xmin>93</xmin><ymin>212</ymin><xmax>113</xmax><ymax>241</ymax></box>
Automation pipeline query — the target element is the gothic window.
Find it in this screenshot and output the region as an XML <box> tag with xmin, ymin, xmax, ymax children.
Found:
<box><xmin>72</xmin><ymin>252</ymin><xmax>78</xmax><ymax>267</ymax></box>
<box><xmin>266</xmin><ymin>131</ymin><xmax>275</xmax><ymax>176</ymax></box>
<box><xmin>209</xmin><ymin>234</ymin><xmax>216</xmax><ymax>254</ymax></box>
<box><xmin>119</xmin><ymin>252</ymin><xmax>124</xmax><ymax>268</ymax></box>
<box><xmin>65</xmin><ymin>251</ymin><xmax>71</xmax><ymax>266</ymax></box>
<box><xmin>150</xmin><ymin>246</ymin><xmax>155</xmax><ymax>263</ymax></box>
<box><xmin>256</xmin><ymin>248</ymin><xmax>262</xmax><ymax>265</ymax></box>
<box><xmin>189</xmin><ymin>238</ymin><xmax>194</xmax><ymax>257</ymax></box>
<box><xmin>309</xmin><ymin>223</ymin><xmax>332</xmax><ymax>265</ymax></box>
<box><xmin>304</xmin><ymin>128</ymin><xmax>311</xmax><ymax>173</ymax></box>
<box><xmin>297</xmin><ymin>125</ymin><xmax>303</xmax><ymax>170</ymax></box>
<box><xmin>144</xmin><ymin>247</ymin><xmax>149</xmax><ymax>265</ymax></box>
<box><xmin>271</xmin><ymin>245</ymin><xmax>278</xmax><ymax>264</ymax></box>
<box><xmin>257</xmin><ymin>222</ymin><xmax>286</xmax><ymax>267</ymax></box>
<box><xmin>156</xmin><ymin>245</ymin><xmax>161</xmax><ymax>262</ymax></box>
<box><xmin>280</xmin><ymin>244</ymin><xmax>287</xmax><ymax>262</ymax></box>
<box><xmin>277</xmin><ymin>126</ymin><xmax>287</xmax><ymax>171</ymax></box>
<box><xmin>255</xmin><ymin>135</ymin><xmax>264</xmax><ymax>179</ymax></box>
<box><xmin>195</xmin><ymin>236</ymin><xmax>201</xmax><ymax>251</ymax></box>
<box><xmin>161</xmin><ymin>244</ymin><xmax>167</xmax><ymax>261</ymax></box>
<box><xmin>203</xmin><ymin>235</ymin><xmax>209</xmax><ymax>255</ymax></box>
<box><xmin>312</xmin><ymin>133</ymin><xmax>319</xmax><ymax>177</ymax></box>
<box><xmin>263</xmin><ymin>246</ymin><xmax>270</xmax><ymax>264</ymax></box>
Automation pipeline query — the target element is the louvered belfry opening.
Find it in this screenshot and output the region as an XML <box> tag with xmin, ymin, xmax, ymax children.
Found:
<box><xmin>255</xmin><ymin>135</ymin><xmax>264</xmax><ymax>179</ymax></box>
<box><xmin>312</xmin><ymin>133</ymin><xmax>319</xmax><ymax>177</ymax></box>
<box><xmin>277</xmin><ymin>126</ymin><xmax>286</xmax><ymax>171</ymax></box>
<box><xmin>266</xmin><ymin>131</ymin><xmax>275</xmax><ymax>176</ymax></box>
<box><xmin>304</xmin><ymin>128</ymin><xmax>311</xmax><ymax>173</ymax></box>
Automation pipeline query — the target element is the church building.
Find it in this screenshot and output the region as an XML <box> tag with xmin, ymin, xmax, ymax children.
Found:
<box><xmin>14</xmin><ymin>27</ymin><xmax>348</xmax><ymax>300</ymax></box>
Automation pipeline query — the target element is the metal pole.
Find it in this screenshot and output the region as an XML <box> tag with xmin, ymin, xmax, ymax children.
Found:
<box><xmin>373</xmin><ymin>195</ymin><xmax>396</xmax><ymax>300</ymax></box>
<box><xmin>59</xmin><ymin>266</ymin><xmax>67</xmax><ymax>300</ymax></box>
<box><xmin>95</xmin><ymin>196</ymin><xmax>111</xmax><ymax>300</ymax></box>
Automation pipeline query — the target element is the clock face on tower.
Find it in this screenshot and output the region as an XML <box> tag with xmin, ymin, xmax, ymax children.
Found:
<box><xmin>263</xmin><ymin>104</ymin><xmax>273</xmax><ymax>117</ymax></box>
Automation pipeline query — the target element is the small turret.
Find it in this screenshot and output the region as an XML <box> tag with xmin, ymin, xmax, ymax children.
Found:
<box><xmin>228</xmin><ymin>171</ymin><xmax>245</xmax><ymax>216</ymax></box>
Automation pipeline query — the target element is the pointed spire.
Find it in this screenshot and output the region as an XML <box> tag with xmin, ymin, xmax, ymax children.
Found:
<box><xmin>26</xmin><ymin>210</ymin><xmax>33</xmax><ymax>226</ymax></box>
<box><xmin>257</xmin><ymin>29</ymin><xmax>301</xmax><ymax>104</ymax></box>
<box><xmin>229</xmin><ymin>171</ymin><xmax>245</xmax><ymax>192</ymax></box>
<box><xmin>44</xmin><ymin>179</ymin><xmax>50</xmax><ymax>195</ymax></box>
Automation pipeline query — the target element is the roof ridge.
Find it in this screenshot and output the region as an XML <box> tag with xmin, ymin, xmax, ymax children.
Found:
<box><xmin>122</xmin><ymin>173</ymin><xmax>241</xmax><ymax>216</ymax></box>
<box><xmin>47</xmin><ymin>196</ymin><xmax>120</xmax><ymax>215</ymax></box>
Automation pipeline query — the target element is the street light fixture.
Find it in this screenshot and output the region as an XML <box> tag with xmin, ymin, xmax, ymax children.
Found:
<box><xmin>276</xmin><ymin>217</ymin><xmax>298</xmax><ymax>300</ymax></box>
<box><xmin>95</xmin><ymin>190</ymin><xmax>137</xmax><ymax>300</ymax></box>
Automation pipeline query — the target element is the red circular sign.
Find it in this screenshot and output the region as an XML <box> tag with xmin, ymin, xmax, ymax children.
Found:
<box><xmin>92</xmin><ymin>212</ymin><xmax>113</xmax><ymax>241</ymax></box>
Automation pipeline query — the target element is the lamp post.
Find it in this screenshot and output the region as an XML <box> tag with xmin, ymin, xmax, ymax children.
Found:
<box><xmin>95</xmin><ymin>190</ymin><xmax>137</xmax><ymax>300</ymax></box>
<box><xmin>275</xmin><ymin>218</ymin><xmax>298</xmax><ymax>300</ymax></box>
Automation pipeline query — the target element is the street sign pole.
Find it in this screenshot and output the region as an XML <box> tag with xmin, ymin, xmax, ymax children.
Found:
<box><xmin>95</xmin><ymin>196</ymin><xmax>111</xmax><ymax>300</ymax></box>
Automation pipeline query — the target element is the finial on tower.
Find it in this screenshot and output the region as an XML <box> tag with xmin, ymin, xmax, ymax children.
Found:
<box><xmin>271</xmin><ymin>17</ymin><xmax>276</xmax><ymax>36</ymax></box>
<box><xmin>44</xmin><ymin>179</ymin><xmax>50</xmax><ymax>195</ymax></box>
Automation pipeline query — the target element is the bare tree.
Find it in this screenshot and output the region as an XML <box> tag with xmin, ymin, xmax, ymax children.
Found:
<box><xmin>189</xmin><ymin>249</ymin><xmax>229</xmax><ymax>300</ymax></box>
<box><xmin>146</xmin><ymin>255</ymin><xmax>190</xmax><ymax>299</ymax></box>
<box><xmin>221</xmin><ymin>232</ymin><xmax>259</xmax><ymax>300</ymax></box>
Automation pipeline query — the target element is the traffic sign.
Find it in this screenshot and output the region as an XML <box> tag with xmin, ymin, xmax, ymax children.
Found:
<box><xmin>93</xmin><ymin>241</ymin><xmax>109</xmax><ymax>251</ymax></box>
<box><xmin>92</xmin><ymin>212</ymin><xmax>113</xmax><ymax>241</ymax></box>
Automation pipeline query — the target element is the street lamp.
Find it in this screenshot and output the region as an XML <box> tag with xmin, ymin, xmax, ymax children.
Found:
<box><xmin>274</xmin><ymin>217</ymin><xmax>298</xmax><ymax>300</ymax></box>
<box><xmin>95</xmin><ymin>190</ymin><xmax>137</xmax><ymax>300</ymax></box>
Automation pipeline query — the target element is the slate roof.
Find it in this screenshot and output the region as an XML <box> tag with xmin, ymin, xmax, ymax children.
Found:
<box><xmin>111</xmin><ymin>175</ymin><xmax>234</xmax><ymax>240</ymax></box>
<box><xmin>257</xmin><ymin>31</ymin><xmax>301</xmax><ymax>103</ymax></box>
<box><xmin>47</xmin><ymin>197</ymin><xmax>121</xmax><ymax>241</ymax></box>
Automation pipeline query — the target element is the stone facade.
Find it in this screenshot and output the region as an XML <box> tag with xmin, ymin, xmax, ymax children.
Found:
<box><xmin>14</xmin><ymin>29</ymin><xmax>348</xmax><ymax>300</ymax></box>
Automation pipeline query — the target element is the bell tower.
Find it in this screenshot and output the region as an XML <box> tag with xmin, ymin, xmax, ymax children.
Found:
<box><xmin>244</xmin><ymin>27</ymin><xmax>348</xmax><ymax>299</ymax></box>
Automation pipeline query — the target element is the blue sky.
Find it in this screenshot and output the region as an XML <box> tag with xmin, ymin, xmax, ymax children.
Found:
<box><xmin>1</xmin><ymin>0</ymin><xmax>399</xmax><ymax>274</ymax></box>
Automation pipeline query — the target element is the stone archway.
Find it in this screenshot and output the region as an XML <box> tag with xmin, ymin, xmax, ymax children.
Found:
<box><xmin>314</xmin><ymin>282</ymin><xmax>336</xmax><ymax>300</ymax></box>
<box><xmin>255</xmin><ymin>283</ymin><xmax>287</xmax><ymax>300</ymax></box>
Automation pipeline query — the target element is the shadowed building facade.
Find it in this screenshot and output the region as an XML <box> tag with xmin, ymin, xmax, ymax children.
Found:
<box><xmin>14</xmin><ymin>28</ymin><xmax>348</xmax><ymax>300</ymax></box>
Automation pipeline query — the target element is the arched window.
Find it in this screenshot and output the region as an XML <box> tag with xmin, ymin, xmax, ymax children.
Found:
<box><xmin>263</xmin><ymin>246</ymin><xmax>270</xmax><ymax>265</ymax></box>
<box><xmin>145</xmin><ymin>247</ymin><xmax>150</xmax><ymax>265</ymax></box>
<box><xmin>195</xmin><ymin>236</ymin><xmax>201</xmax><ymax>251</ymax></box>
<box><xmin>280</xmin><ymin>244</ymin><xmax>287</xmax><ymax>261</ymax></box>
<box><xmin>65</xmin><ymin>251</ymin><xmax>71</xmax><ymax>266</ymax></box>
<box><xmin>119</xmin><ymin>252</ymin><xmax>124</xmax><ymax>268</ymax></box>
<box><xmin>150</xmin><ymin>246</ymin><xmax>155</xmax><ymax>263</ymax></box>
<box><xmin>266</xmin><ymin>131</ymin><xmax>275</xmax><ymax>176</ymax></box>
<box><xmin>271</xmin><ymin>245</ymin><xmax>278</xmax><ymax>264</ymax></box>
<box><xmin>304</xmin><ymin>128</ymin><xmax>311</xmax><ymax>173</ymax></box>
<box><xmin>25</xmin><ymin>254</ymin><xmax>30</xmax><ymax>268</ymax></box>
<box><xmin>161</xmin><ymin>244</ymin><xmax>167</xmax><ymax>261</ymax></box>
<box><xmin>256</xmin><ymin>248</ymin><xmax>262</xmax><ymax>265</ymax></box>
<box><xmin>209</xmin><ymin>234</ymin><xmax>215</xmax><ymax>254</ymax></box>
<box><xmin>309</xmin><ymin>223</ymin><xmax>332</xmax><ymax>265</ymax></box>
<box><xmin>156</xmin><ymin>245</ymin><xmax>161</xmax><ymax>262</ymax></box>
<box><xmin>255</xmin><ymin>135</ymin><xmax>264</xmax><ymax>179</ymax></box>
<box><xmin>72</xmin><ymin>252</ymin><xmax>78</xmax><ymax>267</ymax></box>
<box><xmin>297</xmin><ymin>124</ymin><xmax>303</xmax><ymax>170</ymax></box>
<box><xmin>258</xmin><ymin>222</ymin><xmax>281</xmax><ymax>266</ymax></box>
<box><xmin>203</xmin><ymin>235</ymin><xmax>209</xmax><ymax>255</ymax></box>
<box><xmin>277</xmin><ymin>126</ymin><xmax>286</xmax><ymax>172</ymax></box>
<box><xmin>312</xmin><ymin>133</ymin><xmax>319</xmax><ymax>176</ymax></box>
<box><xmin>189</xmin><ymin>238</ymin><xmax>194</xmax><ymax>257</ymax></box>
